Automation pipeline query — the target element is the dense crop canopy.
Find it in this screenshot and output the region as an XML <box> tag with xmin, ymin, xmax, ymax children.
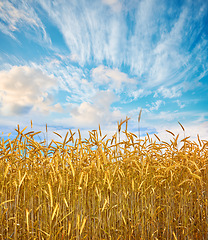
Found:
<box><xmin>0</xmin><ymin>125</ymin><xmax>208</xmax><ymax>239</ymax></box>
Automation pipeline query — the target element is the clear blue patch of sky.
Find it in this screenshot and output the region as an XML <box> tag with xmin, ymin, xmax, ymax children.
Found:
<box><xmin>199</xmin><ymin>76</ymin><xmax>208</xmax><ymax>91</ymax></box>
<box><xmin>55</xmin><ymin>90</ymin><xmax>69</xmax><ymax>104</ymax></box>
<box><xmin>129</xmin><ymin>126</ymin><xmax>156</xmax><ymax>136</ymax></box>
<box><xmin>125</xmin><ymin>9</ymin><xmax>136</xmax><ymax>40</ymax></box>
<box><xmin>0</xmin><ymin>31</ymin><xmax>49</xmax><ymax>63</ymax></box>
<box><xmin>0</xmin><ymin>31</ymin><xmax>15</xmax><ymax>53</ymax></box>
<box><xmin>111</xmin><ymin>94</ymin><xmax>149</xmax><ymax>113</ymax></box>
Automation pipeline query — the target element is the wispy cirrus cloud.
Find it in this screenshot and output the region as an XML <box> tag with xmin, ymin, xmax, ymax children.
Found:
<box><xmin>149</xmin><ymin>100</ymin><xmax>165</xmax><ymax>111</ymax></box>
<box><xmin>30</xmin><ymin>57</ymin><xmax>137</xmax><ymax>104</ymax></box>
<box><xmin>35</xmin><ymin>0</ymin><xmax>208</xmax><ymax>95</ymax></box>
<box><xmin>30</xmin><ymin>57</ymin><xmax>97</xmax><ymax>104</ymax></box>
<box><xmin>37</xmin><ymin>0</ymin><xmax>127</xmax><ymax>66</ymax></box>
<box><xmin>1</xmin><ymin>0</ymin><xmax>207</xmax><ymax>94</ymax></box>
<box><xmin>0</xmin><ymin>0</ymin><xmax>51</xmax><ymax>44</ymax></box>
<box><xmin>102</xmin><ymin>0</ymin><xmax>122</xmax><ymax>12</ymax></box>
<box><xmin>175</xmin><ymin>100</ymin><xmax>185</xmax><ymax>109</ymax></box>
<box><xmin>155</xmin><ymin>86</ymin><xmax>182</xmax><ymax>98</ymax></box>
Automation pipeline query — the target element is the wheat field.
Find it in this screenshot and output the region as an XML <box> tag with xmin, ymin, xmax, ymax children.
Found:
<box><xmin>0</xmin><ymin>120</ymin><xmax>208</xmax><ymax>239</ymax></box>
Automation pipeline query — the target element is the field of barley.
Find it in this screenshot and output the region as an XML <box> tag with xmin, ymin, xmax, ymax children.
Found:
<box><xmin>0</xmin><ymin>120</ymin><xmax>208</xmax><ymax>239</ymax></box>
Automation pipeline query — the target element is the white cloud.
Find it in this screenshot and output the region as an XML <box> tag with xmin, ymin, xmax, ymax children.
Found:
<box><xmin>92</xmin><ymin>65</ymin><xmax>135</xmax><ymax>90</ymax></box>
<box><xmin>69</xmin><ymin>53</ymin><xmax>79</xmax><ymax>62</ymax></box>
<box><xmin>0</xmin><ymin>66</ymin><xmax>61</xmax><ymax>116</ymax></box>
<box><xmin>155</xmin><ymin>86</ymin><xmax>182</xmax><ymax>98</ymax></box>
<box><xmin>56</xmin><ymin>90</ymin><xmax>122</xmax><ymax>128</ymax></box>
<box><xmin>31</xmin><ymin>58</ymin><xmax>98</xmax><ymax>103</ymax></box>
<box><xmin>175</xmin><ymin>100</ymin><xmax>185</xmax><ymax>109</ymax></box>
<box><xmin>128</xmin><ymin>88</ymin><xmax>152</xmax><ymax>101</ymax></box>
<box><xmin>31</xmin><ymin>59</ymin><xmax>137</xmax><ymax>107</ymax></box>
<box><xmin>149</xmin><ymin>100</ymin><xmax>164</xmax><ymax>111</ymax></box>
<box><xmin>102</xmin><ymin>0</ymin><xmax>122</xmax><ymax>12</ymax></box>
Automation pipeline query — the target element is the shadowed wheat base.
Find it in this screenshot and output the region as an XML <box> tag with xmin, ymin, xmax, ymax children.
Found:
<box><xmin>0</xmin><ymin>121</ymin><xmax>208</xmax><ymax>240</ymax></box>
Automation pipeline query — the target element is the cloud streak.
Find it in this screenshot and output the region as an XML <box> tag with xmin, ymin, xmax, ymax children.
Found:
<box><xmin>0</xmin><ymin>0</ymin><xmax>51</xmax><ymax>44</ymax></box>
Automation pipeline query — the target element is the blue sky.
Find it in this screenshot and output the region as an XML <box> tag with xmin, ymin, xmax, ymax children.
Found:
<box><xmin>0</xmin><ymin>0</ymin><xmax>208</xmax><ymax>141</ymax></box>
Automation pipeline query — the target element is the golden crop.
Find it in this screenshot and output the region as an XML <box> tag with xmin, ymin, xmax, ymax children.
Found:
<box><xmin>0</xmin><ymin>122</ymin><xmax>207</xmax><ymax>239</ymax></box>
